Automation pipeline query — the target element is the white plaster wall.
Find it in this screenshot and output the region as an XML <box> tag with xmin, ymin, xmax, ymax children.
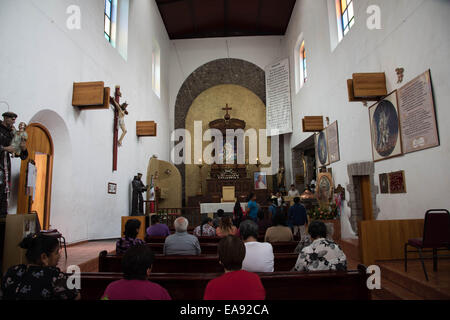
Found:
<box><xmin>283</xmin><ymin>0</ymin><xmax>450</xmax><ymax>228</ymax></box>
<box><xmin>0</xmin><ymin>0</ymin><xmax>171</xmax><ymax>243</ymax></box>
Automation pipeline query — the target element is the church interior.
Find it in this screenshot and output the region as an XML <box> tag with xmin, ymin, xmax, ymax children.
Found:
<box><xmin>0</xmin><ymin>0</ymin><xmax>449</xmax><ymax>302</ymax></box>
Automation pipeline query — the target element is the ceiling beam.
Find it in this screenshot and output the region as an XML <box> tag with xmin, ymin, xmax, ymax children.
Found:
<box><xmin>224</xmin><ymin>0</ymin><xmax>228</xmax><ymax>37</ymax></box>
<box><xmin>155</xmin><ymin>0</ymin><xmax>186</xmax><ymax>6</ymax></box>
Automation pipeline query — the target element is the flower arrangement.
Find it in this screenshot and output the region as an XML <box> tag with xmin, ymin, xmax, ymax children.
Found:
<box><xmin>307</xmin><ymin>203</ymin><xmax>338</xmax><ymax>221</ymax></box>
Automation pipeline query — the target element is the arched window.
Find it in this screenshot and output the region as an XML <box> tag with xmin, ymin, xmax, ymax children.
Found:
<box><xmin>294</xmin><ymin>36</ymin><xmax>308</xmax><ymax>93</ymax></box>
<box><xmin>152</xmin><ymin>41</ymin><xmax>161</xmax><ymax>98</ymax></box>
<box><xmin>337</xmin><ymin>0</ymin><xmax>355</xmax><ymax>40</ymax></box>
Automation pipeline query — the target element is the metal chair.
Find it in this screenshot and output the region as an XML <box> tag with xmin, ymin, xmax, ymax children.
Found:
<box><xmin>404</xmin><ymin>209</ymin><xmax>450</xmax><ymax>281</ymax></box>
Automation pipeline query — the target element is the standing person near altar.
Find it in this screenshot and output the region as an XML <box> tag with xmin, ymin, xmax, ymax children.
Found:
<box><xmin>0</xmin><ymin>112</ymin><xmax>28</xmax><ymax>215</ymax></box>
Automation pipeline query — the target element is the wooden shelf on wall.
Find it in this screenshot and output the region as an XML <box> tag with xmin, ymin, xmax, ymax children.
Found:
<box><xmin>347</xmin><ymin>73</ymin><xmax>387</xmax><ymax>103</ymax></box>
<box><xmin>72</xmin><ymin>81</ymin><xmax>110</xmax><ymax>110</ymax></box>
<box><xmin>136</xmin><ymin>121</ymin><xmax>157</xmax><ymax>137</ymax></box>
<box><xmin>302</xmin><ymin>116</ymin><xmax>324</xmax><ymax>132</ymax></box>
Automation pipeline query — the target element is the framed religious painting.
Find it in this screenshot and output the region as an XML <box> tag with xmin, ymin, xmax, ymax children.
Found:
<box><xmin>397</xmin><ymin>70</ymin><xmax>440</xmax><ymax>154</ymax></box>
<box><xmin>254</xmin><ymin>172</ymin><xmax>267</xmax><ymax>190</ymax></box>
<box><xmin>316</xmin><ymin>172</ymin><xmax>333</xmax><ymax>204</ymax></box>
<box><xmin>388</xmin><ymin>171</ymin><xmax>406</xmax><ymax>194</ymax></box>
<box><xmin>315</xmin><ymin>130</ymin><xmax>330</xmax><ymax>167</ymax></box>
<box><xmin>108</xmin><ymin>182</ymin><xmax>117</xmax><ymax>194</ymax></box>
<box><xmin>369</xmin><ymin>91</ymin><xmax>403</xmax><ymax>162</ymax></box>
<box><xmin>379</xmin><ymin>173</ymin><xmax>389</xmax><ymax>194</ymax></box>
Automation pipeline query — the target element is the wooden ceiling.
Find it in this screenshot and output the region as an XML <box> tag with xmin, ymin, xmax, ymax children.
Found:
<box><xmin>155</xmin><ymin>0</ymin><xmax>297</xmax><ymax>39</ymax></box>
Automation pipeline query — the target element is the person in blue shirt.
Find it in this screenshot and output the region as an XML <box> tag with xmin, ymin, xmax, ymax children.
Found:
<box><xmin>288</xmin><ymin>197</ymin><xmax>308</xmax><ymax>240</ymax></box>
<box><xmin>246</xmin><ymin>193</ymin><xmax>259</xmax><ymax>222</ymax></box>
<box><xmin>268</xmin><ymin>198</ymin><xmax>279</xmax><ymax>224</ymax></box>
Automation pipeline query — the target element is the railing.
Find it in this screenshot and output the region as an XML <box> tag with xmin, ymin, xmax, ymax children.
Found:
<box><xmin>156</xmin><ymin>207</ymin><xmax>201</xmax><ymax>228</ymax></box>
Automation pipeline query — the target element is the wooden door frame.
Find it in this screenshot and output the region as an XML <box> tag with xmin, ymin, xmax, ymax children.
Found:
<box><xmin>18</xmin><ymin>123</ymin><xmax>54</xmax><ymax>230</ymax></box>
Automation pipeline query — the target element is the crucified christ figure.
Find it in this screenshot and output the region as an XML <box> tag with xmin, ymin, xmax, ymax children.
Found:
<box><xmin>111</xmin><ymin>86</ymin><xmax>129</xmax><ymax>146</ymax></box>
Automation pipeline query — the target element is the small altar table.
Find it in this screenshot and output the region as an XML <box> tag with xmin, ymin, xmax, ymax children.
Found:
<box><xmin>200</xmin><ymin>202</ymin><xmax>247</xmax><ymax>215</ymax></box>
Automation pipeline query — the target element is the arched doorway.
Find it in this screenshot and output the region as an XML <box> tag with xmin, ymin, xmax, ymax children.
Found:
<box><xmin>17</xmin><ymin>123</ymin><xmax>54</xmax><ymax>230</ymax></box>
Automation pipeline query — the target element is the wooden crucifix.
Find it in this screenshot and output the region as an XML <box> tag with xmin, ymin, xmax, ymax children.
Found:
<box><xmin>110</xmin><ymin>85</ymin><xmax>129</xmax><ymax>171</ymax></box>
<box><xmin>222</xmin><ymin>104</ymin><xmax>232</xmax><ymax>120</ymax></box>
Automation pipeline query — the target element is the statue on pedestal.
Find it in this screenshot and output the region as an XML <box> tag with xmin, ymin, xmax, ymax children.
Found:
<box><xmin>131</xmin><ymin>173</ymin><xmax>148</xmax><ymax>216</ymax></box>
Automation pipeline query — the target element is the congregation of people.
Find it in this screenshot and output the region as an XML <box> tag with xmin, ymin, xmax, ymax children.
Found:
<box><xmin>0</xmin><ymin>190</ymin><xmax>347</xmax><ymax>300</ymax></box>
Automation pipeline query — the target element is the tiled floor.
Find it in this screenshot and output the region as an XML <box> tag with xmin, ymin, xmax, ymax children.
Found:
<box><xmin>57</xmin><ymin>240</ymin><xmax>116</xmax><ymax>272</ymax></box>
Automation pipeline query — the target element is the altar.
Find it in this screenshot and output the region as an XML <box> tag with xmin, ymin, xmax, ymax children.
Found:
<box><xmin>200</xmin><ymin>202</ymin><xmax>248</xmax><ymax>215</ymax></box>
<box><xmin>187</xmin><ymin>105</ymin><xmax>270</xmax><ymax>207</ymax></box>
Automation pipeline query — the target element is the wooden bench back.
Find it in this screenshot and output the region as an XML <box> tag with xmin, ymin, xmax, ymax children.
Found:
<box><xmin>144</xmin><ymin>241</ymin><xmax>297</xmax><ymax>255</ymax></box>
<box><xmin>80</xmin><ymin>265</ymin><xmax>369</xmax><ymax>300</ymax></box>
<box><xmin>99</xmin><ymin>251</ymin><xmax>298</xmax><ymax>273</ymax></box>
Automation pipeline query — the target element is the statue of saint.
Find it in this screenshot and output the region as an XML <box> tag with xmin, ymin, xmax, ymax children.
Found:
<box><xmin>131</xmin><ymin>173</ymin><xmax>148</xmax><ymax>216</ymax></box>
<box><xmin>277</xmin><ymin>167</ymin><xmax>285</xmax><ymax>191</ymax></box>
<box><xmin>10</xmin><ymin>122</ymin><xmax>28</xmax><ymax>157</ymax></box>
<box><xmin>0</xmin><ymin>112</ymin><xmax>28</xmax><ymax>215</ymax></box>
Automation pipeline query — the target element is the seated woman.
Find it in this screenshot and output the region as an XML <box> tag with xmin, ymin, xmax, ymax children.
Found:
<box><xmin>264</xmin><ymin>212</ymin><xmax>293</xmax><ymax>242</ymax></box>
<box><xmin>1</xmin><ymin>234</ymin><xmax>80</xmax><ymax>300</ymax></box>
<box><xmin>146</xmin><ymin>215</ymin><xmax>170</xmax><ymax>237</ymax></box>
<box><xmin>116</xmin><ymin>219</ymin><xmax>145</xmax><ymax>254</ymax></box>
<box><xmin>240</xmin><ymin>220</ymin><xmax>274</xmax><ymax>273</ymax></box>
<box><xmin>193</xmin><ymin>217</ymin><xmax>216</xmax><ymax>237</ymax></box>
<box><xmin>204</xmin><ymin>236</ymin><xmax>265</xmax><ymax>300</ymax></box>
<box><xmin>216</xmin><ymin>216</ymin><xmax>237</xmax><ymax>238</ymax></box>
<box><xmin>102</xmin><ymin>245</ymin><xmax>171</xmax><ymax>300</ymax></box>
<box><xmin>293</xmin><ymin>221</ymin><xmax>347</xmax><ymax>272</ymax></box>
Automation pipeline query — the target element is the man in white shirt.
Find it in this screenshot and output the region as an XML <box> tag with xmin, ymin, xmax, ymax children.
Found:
<box><xmin>288</xmin><ymin>184</ymin><xmax>300</xmax><ymax>198</ymax></box>
<box><xmin>240</xmin><ymin>220</ymin><xmax>274</xmax><ymax>272</ymax></box>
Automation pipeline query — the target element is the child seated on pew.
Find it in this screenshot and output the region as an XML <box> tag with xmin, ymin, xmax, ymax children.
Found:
<box><xmin>1</xmin><ymin>234</ymin><xmax>80</xmax><ymax>300</ymax></box>
<box><xmin>102</xmin><ymin>245</ymin><xmax>171</xmax><ymax>300</ymax></box>
<box><xmin>204</xmin><ymin>236</ymin><xmax>265</xmax><ymax>300</ymax></box>
<box><xmin>116</xmin><ymin>219</ymin><xmax>145</xmax><ymax>255</ymax></box>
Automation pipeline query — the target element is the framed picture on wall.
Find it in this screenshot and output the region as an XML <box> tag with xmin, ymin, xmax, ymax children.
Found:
<box><xmin>326</xmin><ymin>121</ymin><xmax>340</xmax><ymax>164</ymax></box>
<box><xmin>108</xmin><ymin>182</ymin><xmax>117</xmax><ymax>194</ymax></box>
<box><xmin>254</xmin><ymin>172</ymin><xmax>267</xmax><ymax>190</ymax></box>
<box><xmin>388</xmin><ymin>171</ymin><xmax>406</xmax><ymax>194</ymax></box>
<box><xmin>397</xmin><ymin>70</ymin><xmax>440</xmax><ymax>154</ymax></box>
<box><xmin>369</xmin><ymin>91</ymin><xmax>403</xmax><ymax>162</ymax></box>
<box><xmin>316</xmin><ymin>172</ymin><xmax>333</xmax><ymax>204</ymax></box>
<box><xmin>379</xmin><ymin>173</ymin><xmax>389</xmax><ymax>194</ymax></box>
<box><xmin>315</xmin><ymin>130</ymin><xmax>330</xmax><ymax>167</ymax></box>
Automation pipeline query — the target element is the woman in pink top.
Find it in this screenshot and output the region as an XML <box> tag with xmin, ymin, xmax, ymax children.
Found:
<box><xmin>102</xmin><ymin>245</ymin><xmax>171</xmax><ymax>300</ymax></box>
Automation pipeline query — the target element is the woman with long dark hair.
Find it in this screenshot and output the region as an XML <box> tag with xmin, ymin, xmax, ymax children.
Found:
<box><xmin>233</xmin><ymin>200</ymin><xmax>244</xmax><ymax>227</ymax></box>
<box><xmin>216</xmin><ymin>216</ymin><xmax>237</xmax><ymax>238</ymax></box>
<box><xmin>1</xmin><ymin>234</ymin><xmax>80</xmax><ymax>300</ymax></box>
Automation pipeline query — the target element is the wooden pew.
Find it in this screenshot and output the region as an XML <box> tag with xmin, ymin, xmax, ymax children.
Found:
<box><xmin>80</xmin><ymin>265</ymin><xmax>369</xmax><ymax>300</ymax></box>
<box><xmin>145</xmin><ymin>235</ymin><xmax>268</xmax><ymax>243</ymax></box>
<box><xmin>99</xmin><ymin>251</ymin><xmax>299</xmax><ymax>273</ymax></box>
<box><xmin>144</xmin><ymin>241</ymin><xmax>298</xmax><ymax>255</ymax></box>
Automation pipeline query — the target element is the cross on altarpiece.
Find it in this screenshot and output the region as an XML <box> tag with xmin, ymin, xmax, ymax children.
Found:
<box><xmin>222</xmin><ymin>104</ymin><xmax>232</xmax><ymax>120</ymax></box>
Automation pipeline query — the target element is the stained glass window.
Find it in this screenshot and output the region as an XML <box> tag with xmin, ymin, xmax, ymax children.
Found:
<box><xmin>340</xmin><ymin>0</ymin><xmax>355</xmax><ymax>36</ymax></box>
<box><xmin>104</xmin><ymin>0</ymin><xmax>112</xmax><ymax>42</ymax></box>
<box><xmin>300</xmin><ymin>41</ymin><xmax>307</xmax><ymax>84</ymax></box>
